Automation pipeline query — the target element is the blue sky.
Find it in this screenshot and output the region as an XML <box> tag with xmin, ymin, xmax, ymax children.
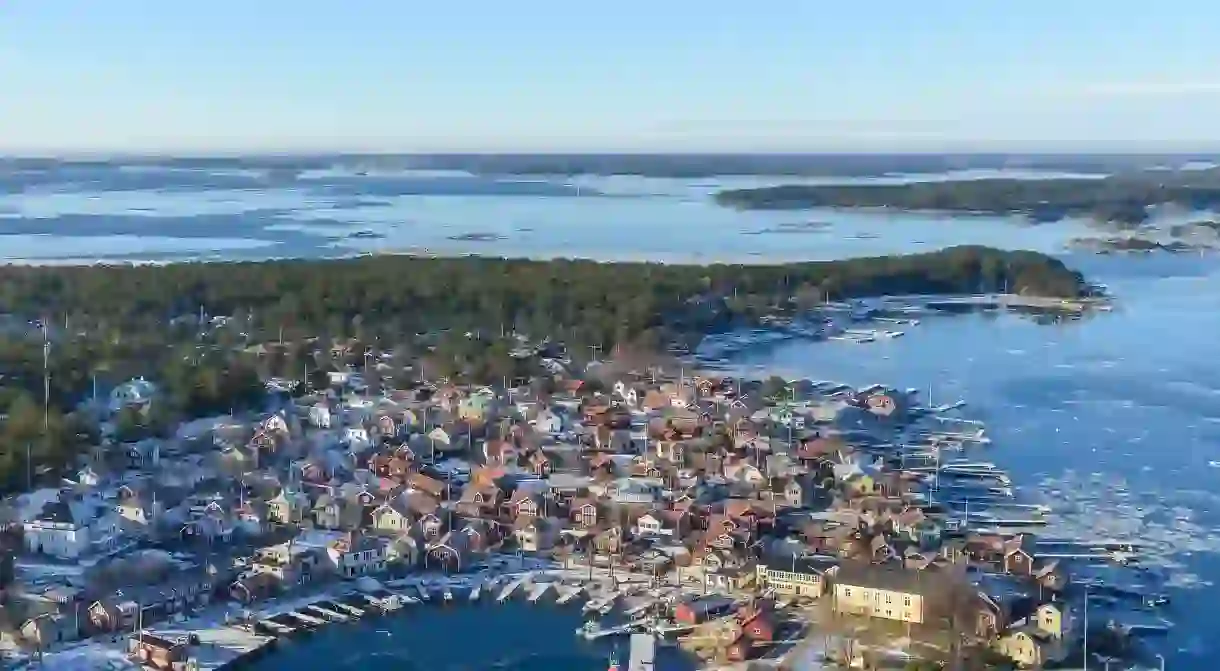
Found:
<box><xmin>2</xmin><ymin>1</ymin><xmax>1220</xmax><ymax>153</ymax></box>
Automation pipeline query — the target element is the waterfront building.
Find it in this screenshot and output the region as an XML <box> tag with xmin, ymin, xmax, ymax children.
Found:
<box><xmin>832</xmin><ymin>563</ymin><xmax>935</xmax><ymax>624</ymax></box>
<box><xmin>754</xmin><ymin>558</ymin><xmax>832</xmax><ymax>598</ymax></box>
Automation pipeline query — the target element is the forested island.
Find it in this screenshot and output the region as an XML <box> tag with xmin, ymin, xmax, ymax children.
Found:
<box><xmin>13</xmin><ymin>153</ymin><xmax>1216</xmax><ymax>179</ymax></box>
<box><xmin>715</xmin><ymin>172</ymin><xmax>1220</xmax><ymax>226</ymax></box>
<box><xmin>0</xmin><ymin>247</ymin><xmax>1084</xmax><ymax>489</ymax></box>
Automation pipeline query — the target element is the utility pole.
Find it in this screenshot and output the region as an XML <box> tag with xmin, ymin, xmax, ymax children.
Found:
<box><xmin>43</xmin><ymin>325</ymin><xmax>50</xmax><ymax>435</ymax></box>
<box><xmin>1082</xmin><ymin>586</ymin><xmax>1090</xmax><ymax>671</ymax></box>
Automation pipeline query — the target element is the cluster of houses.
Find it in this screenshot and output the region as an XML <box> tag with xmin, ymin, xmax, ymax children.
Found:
<box><xmin>2</xmin><ymin>365</ymin><xmax>1079</xmax><ymax>667</ymax></box>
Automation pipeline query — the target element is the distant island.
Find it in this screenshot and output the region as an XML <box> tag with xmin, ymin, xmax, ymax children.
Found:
<box><xmin>35</xmin><ymin>153</ymin><xmax>1217</xmax><ymax>179</ymax></box>
<box><xmin>1069</xmin><ymin>218</ymin><xmax>1220</xmax><ymax>255</ymax></box>
<box><xmin>715</xmin><ymin>172</ymin><xmax>1220</xmax><ymax>226</ymax></box>
<box><xmin>447</xmin><ymin>232</ymin><xmax>507</xmax><ymax>242</ymax></box>
<box><xmin>1067</xmin><ymin>236</ymin><xmax>1208</xmax><ymax>255</ymax></box>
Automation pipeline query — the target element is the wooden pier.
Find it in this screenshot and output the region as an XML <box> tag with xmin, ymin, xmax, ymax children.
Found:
<box><xmin>528</xmin><ymin>581</ymin><xmax>553</xmax><ymax>603</ymax></box>
<box><xmin>556</xmin><ymin>585</ymin><xmax>585</xmax><ymax>605</ymax></box>
<box><xmin>304</xmin><ymin>602</ymin><xmax>350</xmax><ymax>622</ymax></box>
<box><xmin>334</xmin><ymin>595</ymin><xmax>368</xmax><ymax>616</ymax></box>
<box><xmin>498</xmin><ymin>575</ymin><xmax>529</xmax><ymax>602</ymax></box>
<box><xmin>285</xmin><ymin>610</ymin><xmax>326</xmax><ymax>628</ymax></box>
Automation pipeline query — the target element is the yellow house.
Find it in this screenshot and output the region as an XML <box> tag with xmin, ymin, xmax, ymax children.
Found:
<box><xmin>832</xmin><ymin>563</ymin><xmax>930</xmax><ymax>624</ymax></box>
<box><xmin>995</xmin><ymin>629</ymin><xmax>1067</xmax><ymax>668</ymax></box>
<box><xmin>993</xmin><ymin>603</ymin><xmax>1072</xmax><ymax>668</ymax></box>
<box><xmin>845</xmin><ymin>473</ymin><xmax>876</xmax><ymax>497</ymax></box>
<box><xmin>755</xmin><ymin>560</ymin><xmax>829</xmax><ymax>598</ymax></box>
<box><xmin>1032</xmin><ymin>603</ymin><xmax>1070</xmax><ymax>639</ymax></box>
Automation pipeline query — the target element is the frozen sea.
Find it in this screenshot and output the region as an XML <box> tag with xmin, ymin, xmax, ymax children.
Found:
<box><xmin>8</xmin><ymin>159</ymin><xmax>1220</xmax><ymax>669</ymax></box>
<box><xmin>0</xmin><ymin>160</ymin><xmax>1109</xmax><ymax>264</ymax></box>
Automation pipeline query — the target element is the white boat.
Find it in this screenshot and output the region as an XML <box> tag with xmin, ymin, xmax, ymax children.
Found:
<box><xmin>443</xmin><ymin>587</ymin><xmax>454</xmax><ymax>603</ymax></box>
<box><xmin>649</xmin><ymin>620</ymin><xmax>695</xmax><ymax>637</ymax></box>
<box><xmin>469</xmin><ymin>581</ymin><xmax>483</xmax><ymax>602</ymax></box>
<box><xmin>578</xmin><ymin>620</ymin><xmax>637</xmax><ymax>640</ymax></box>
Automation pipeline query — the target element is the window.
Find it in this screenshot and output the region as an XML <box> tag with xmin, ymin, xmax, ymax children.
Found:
<box><xmin>903</xmin><ymin>596</ymin><xmax>912</xmax><ymax>606</ymax></box>
<box><xmin>885</xmin><ymin>595</ymin><xmax>892</xmax><ymax>604</ymax></box>
<box><xmin>843</xmin><ymin>588</ymin><xmax>852</xmax><ymax>597</ymax></box>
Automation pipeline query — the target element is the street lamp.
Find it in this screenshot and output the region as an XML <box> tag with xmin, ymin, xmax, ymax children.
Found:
<box><xmin>1155</xmin><ymin>653</ymin><xmax>1165</xmax><ymax>671</ymax></box>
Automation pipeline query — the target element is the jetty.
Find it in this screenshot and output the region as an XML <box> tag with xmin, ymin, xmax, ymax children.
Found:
<box><xmin>415</xmin><ymin>584</ymin><xmax>432</xmax><ymax>603</ymax></box>
<box><xmin>527</xmin><ymin>581</ymin><xmax>553</xmax><ymax>603</ymax></box>
<box><xmin>304</xmin><ymin>602</ymin><xmax>350</xmax><ymax>622</ymax></box>
<box><xmin>335</xmin><ymin>594</ymin><xmax>368</xmax><ymax>617</ymax></box>
<box><xmin>623</xmin><ymin>597</ymin><xmax>655</xmax><ymax>618</ymax></box>
<box><xmin>498</xmin><ymin>574</ymin><xmax>530</xmax><ymax>602</ymax></box>
<box><xmin>285</xmin><ymin>610</ymin><xmax>326</xmax><ymax>628</ymax></box>
<box><xmin>556</xmin><ymin>585</ymin><xmax>585</xmax><ymax>605</ymax></box>
<box><xmin>257</xmin><ymin>618</ymin><xmax>296</xmax><ymax>636</ymax></box>
<box><xmin>584</xmin><ymin>591</ymin><xmax>618</xmax><ymax>614</ymax></box>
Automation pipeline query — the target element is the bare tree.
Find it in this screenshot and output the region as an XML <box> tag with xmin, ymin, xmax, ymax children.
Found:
<box><xmin>923</xmin><ymin>573</ymin><xmax>980</xmax><ymax>671</ymax></box>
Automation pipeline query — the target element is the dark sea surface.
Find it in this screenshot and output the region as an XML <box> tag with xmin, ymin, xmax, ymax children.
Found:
<box><xmin>5</xmin><ymin>158</ymin><xmax>1220</xmax><ymax>669</ymax></box>
<box><xmin>246</xmin><ymin>602</ymin><xmax>696</xmax><ymax>671</ymax></box>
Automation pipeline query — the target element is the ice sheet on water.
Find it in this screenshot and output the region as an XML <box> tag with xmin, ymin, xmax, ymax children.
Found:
<box><xmin>1030</xmin><ymin>469</ymin><xmax>1220</xmax><ymax>587</ymax></box>
<box><xmin>26</xmin><ymin>642</ymin><xmax>137</xmax><ymax>671</ymax></box>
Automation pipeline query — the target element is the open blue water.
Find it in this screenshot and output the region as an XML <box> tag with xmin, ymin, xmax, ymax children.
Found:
<box><xmin>5</xmin><ymin>160</ymin><xmax>1219</xmax><ymax>669</ymax></box>
<box><xmin>247</xmin><ymin>602</ymin><xmax>696</xmax><ymax>671</ymax></box>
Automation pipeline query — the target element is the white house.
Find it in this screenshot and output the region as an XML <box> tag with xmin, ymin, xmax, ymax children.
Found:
<box><xmin>612</xmin><ymin>381</ymin><xmax>640</xmax><ymax>408</ymax></box>
<box><xmin>326</xmin><ymin>534</ymin><xmax>387</xmax><ymax>578</ymax></box>
<box><xmin>609</xmin><ymin>478</ymin><xmax>662</xmax><ymax>505</ymax></box>
<box><xmin>108</xmin><ymin>378</ymin><xmax>158</xmax><ymax>415</ymax></box>
<box><xmin>371</xmin><ymin>500</ymin><xmax>412</xmax><ymax>534</ymax></box>
<box><xmin>634</xmin><ymin>512</ymin><xmax>665</xmax><ymax>537</ymax></box>
<box><xmin>533</xmin><ymin>409</ymin><xmax>564</xmax><ymax>435</ymax></box>
<box><xmin>343</xmin><ymin>427</ymin><xmax>372</xmax><ymax>452</ymax></box>
<box><xmin>23</xmin><ymin>493</ymin><xmax>122</xmax><ymax>559</ymax></box>
<box><xmin>309</xmin><ymin>403</ymin><xmax>332</xmax><ymax>429</ymax></box>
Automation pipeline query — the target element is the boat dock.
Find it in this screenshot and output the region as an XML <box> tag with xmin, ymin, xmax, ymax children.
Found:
<box><xmin>285</xmin><ymin>610</ymin><xmax>326</xmax><ymax>628</ymax></box>
<box><xmin>623</xmin><ymin>596</ymin><xmax>656</xmax><ymax>618</ymax></box>
<box><xmin>527</xmin><ymin>581</ymin><xmax>553</xmax><ymax>603</ymax></box>
<box><xmin>556</xmin><ymin>585</ymin><xmax>585</xmax><ymax>605</ymax></box>
<box><xmin>304</xmin><ymin>602</ymin><xmax>350</xmax><ymax>622</ymax></box>
<box><xmin>415</xmin><ymin>584</ymin><xmax>432</xmax><ymax>602</ymax></box>
<box><xmin>335</xmin><ymin>594</ymin><xmax>369</xmax><ymax>616</ymax></box>
<box><xmin>498</xmin><ymin>574</ymin><xmax>530</xmax><ymax>602</ymax></box>
<box><xmin>257</xmin><ymin>617</ymin><xmax>297</xmax><ymax>636</ymax></box>
<box><xmin>584</xmin><ymin>591</ymin><xmax>618</xmax><ymax>614</ymax></box>
<box><xmin>628</xmin><ymin>632</ymin><xmax>656</xmax><ymax>671</ymax></box>
<box><xmin>151</xmin><ymin>624</ymin><xmax>276</xmax><ymax>671</ymax></box>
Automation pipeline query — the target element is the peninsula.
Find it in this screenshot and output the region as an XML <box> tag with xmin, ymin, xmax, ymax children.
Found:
<box><xmin>0</xmin><ymin>246</ymin><xmax>1085</xmax><ymax>491</ymax></box>
<box><xmin>715</xmin><ymin>171</ymin><xmax>1220</xmax><ymax>226</ymax></box>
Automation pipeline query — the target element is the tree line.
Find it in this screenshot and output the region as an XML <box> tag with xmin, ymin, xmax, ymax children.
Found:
<box><xmin>715</xmin><ymin>171</ymin><xmax>1220</xmax><ymax>226</ymax></box>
